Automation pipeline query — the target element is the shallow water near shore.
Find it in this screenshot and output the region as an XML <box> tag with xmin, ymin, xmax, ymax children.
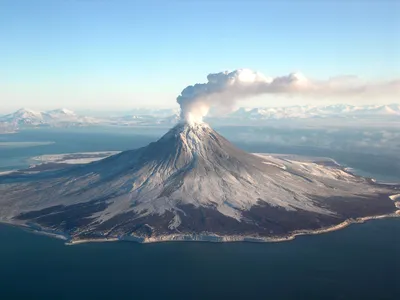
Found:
<box><xmin>1</xmin><ymin>218</ymin><xmax>399</xmax><ymax>300</ymax></box>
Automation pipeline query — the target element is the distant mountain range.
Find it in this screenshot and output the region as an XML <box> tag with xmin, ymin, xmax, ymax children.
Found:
<box><xmin>223</xmin><ymin>104</ymin><xmax>400</xmax><ymax>121</ymax></box>
<box><xmin>0</xmin><ymin>108</ymin><xmax>180</xmax><ymax>131</ymax></box>
<box><xmin>0</xmin><ymin>108</ymin><xmax>99</xmax><ymax>127</ymax></box>
<box><xmin>0</xmin><ymin>104</ymin><xmax>399</xmax><ymax>132</ymax></box>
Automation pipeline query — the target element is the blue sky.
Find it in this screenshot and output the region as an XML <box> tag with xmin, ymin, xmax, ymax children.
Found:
<box><xmin>1</xmin><ymin>0</ymin><xmax>399</xmax><ymax>112</ymax></box>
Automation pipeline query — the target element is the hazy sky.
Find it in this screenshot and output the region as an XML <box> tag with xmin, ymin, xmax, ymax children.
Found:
<box><xmin>1</xmin><ymin>0</ymin><xmax>399</xmax><ymax>113</ymax></box>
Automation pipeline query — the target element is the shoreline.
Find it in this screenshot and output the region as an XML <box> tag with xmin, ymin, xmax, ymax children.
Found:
<box><xmin>66</xmin><ymin>191</ymin><xmax>400</xmax><ymax>245</ymax></box>
<box><xmin>1</xmin><ymin>211</ymin><xmax>399</xmax><ymax>246</ymax></box>
<box><xmin>0</xmin><ymin>220</ymin><xmax>70</xmax><ymax>241</ymax></box>
<box><xmin>0</xmin><ymin>182</ymin><xmax>398</xmax><ymax>246</ymax></box>
<box><xmin>1</xmin><ymin>170</ymin><xmax>398</xmax><ymax>246</ymax></box>
<box><xmin>65</xmin><ymin>212</ymin><xmax>400</xmax><ymax>245</ymax></box>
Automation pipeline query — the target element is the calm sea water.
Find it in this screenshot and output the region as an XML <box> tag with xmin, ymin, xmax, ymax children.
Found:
<box><xmin>0</xmin><ymin>127</ymin><xmax>399</xmax><ymax>299</ymax></box>
<box><xmin>0</xmin><ymin>219</ymin><xmax>399</xmax><ymax>300</ymax></box>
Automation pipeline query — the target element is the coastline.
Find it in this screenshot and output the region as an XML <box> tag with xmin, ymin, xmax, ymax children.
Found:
<box><xmin>0</xmin><ymin>220</ymin><xmax>70</xmax><ymax>241</ymax></box>
<box><xmin>67</xmin><ymin>211</ymin><xmax>400</xmax><ymax>245</ymax></box>
<box><xmin>1</xmin><ymin>165</ymin><xmax>398</xmax><ymax>246</ymax></box>
<box><xmin>1</xmin><ymin>188</ymin><xmax>399</xmax><ymax>246</ymax></box>
<box><xmin>1</xmin><ymin>210</ymin><xmax>399</xmax><ymax>246</ymax></box>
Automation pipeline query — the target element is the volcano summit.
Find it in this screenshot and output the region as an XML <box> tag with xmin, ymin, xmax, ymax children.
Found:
<box><xmin>0</xmin><ymin>122</ymin><xmax>399</xmax><ymax>243</ymax></box>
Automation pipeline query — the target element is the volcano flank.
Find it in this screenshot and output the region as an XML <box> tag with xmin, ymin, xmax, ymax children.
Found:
<box><xmin>0</xmin><ymin>122</ymin><xmax>399</xmax><ymax>243</ymax></box>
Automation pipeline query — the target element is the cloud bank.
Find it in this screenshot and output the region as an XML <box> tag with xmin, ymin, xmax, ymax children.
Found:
<box><xmin>176</xmin><ymin>68</ymin><xmax>400</xmax><ymax>124</ymax></box>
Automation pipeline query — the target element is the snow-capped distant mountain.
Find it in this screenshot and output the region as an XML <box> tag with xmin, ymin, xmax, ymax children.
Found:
<box><xmin>0</xmin><ymin>107</ymin><xmax>180</xmax><ymax>130</ymax></box>
<box><xmin>126</xmin><ymin>108</ymin><xmax>179</xmax><ymax>118</ymax></box>
<box><xmin>45</xmin><ymin>108</ymin><xmax>76</xmax><ymax>118</ymax></box>
<box><xmin>214</xmin><ymin>104</ymin><xmax>400</xmax><ymax>122</ymax></box>
<box><xmin>0</xmin><ymin>108</ymin><xmax>100</xmax><ymax>128</ymax></box>
<box><xmin>109</xmin><ymin>110</ymin><xmax>180</xmax><ymax>126</ymax></box>
<box><xmin>43</xmin><ymin>108</ymin><xmax>99</xmax><ymax>124</ymax></box>
<box><xmin>0</xmin><ymin>108</ymin><xmax>46</xmax><ymax>126</ymax></box>
<box><xmin>349</xmin><ymin>105</ymin><xmax>400</xmax><ymax>116</ymax></box>
<box><xmin>227</xmin><ymin>106</ymin><xmax>311</xmax><ymax>120</ymax></box>
<box><xmin>1</xmin><ymin>104</ymin><xmax>398</xmax><ymax>131</ymax></box>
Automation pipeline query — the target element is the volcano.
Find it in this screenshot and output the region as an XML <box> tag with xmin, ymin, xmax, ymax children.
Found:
<box><xmin>0</xmin><ymin>122</ymin><xmax>399</xmax><ymax>243</ymax></box>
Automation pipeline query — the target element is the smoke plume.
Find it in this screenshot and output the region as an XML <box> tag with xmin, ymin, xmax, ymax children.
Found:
<box><xmin>176</xmin><ymin>68</ymin><xmax>400</xmax><ymax>124</ymax></box>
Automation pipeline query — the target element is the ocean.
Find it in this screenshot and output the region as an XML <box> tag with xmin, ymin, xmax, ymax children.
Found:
<box><xmin>0</xmin><ymin>126</ymin><xmax>399</xmax><ymax>299</ymax></box>
<box><xmin>1</xmin><ymin>219</ymin><xmax>399</xmax><ymax>300</ymax></box>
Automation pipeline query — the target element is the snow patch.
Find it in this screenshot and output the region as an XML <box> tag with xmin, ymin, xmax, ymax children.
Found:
<box><xmin>389</xmin><ymin>194</ymin><xmax>400</xmax><ymax>201</ymax></box>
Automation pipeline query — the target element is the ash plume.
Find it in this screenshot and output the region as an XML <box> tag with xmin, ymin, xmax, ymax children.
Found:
<box><xmin>176</xmin><ymin>68</ymin><xmax>400</xmax><ymax>124</ymax></box>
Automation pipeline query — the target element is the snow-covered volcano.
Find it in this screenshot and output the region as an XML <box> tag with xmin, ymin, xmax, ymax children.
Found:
<box><xmin>0</xmin><ymin>122</ymin><xmax>398</xmax><ymax>242</ymax></box>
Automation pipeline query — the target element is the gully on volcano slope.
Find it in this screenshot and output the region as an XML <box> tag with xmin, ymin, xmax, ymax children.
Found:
<box><xmin>0</xmin><ymin>122</ymin><xmax>399</xmax><ymax>243</ymax></box>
